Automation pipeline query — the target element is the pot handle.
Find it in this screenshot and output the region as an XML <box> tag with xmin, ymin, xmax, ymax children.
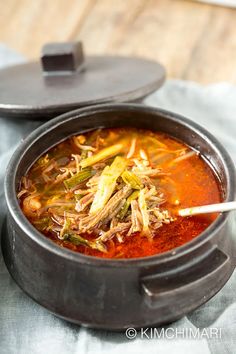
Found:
<box><xmin>141</xmin><ymin>247</ymin><xmax>231</xmax><ymax>308</ymax></box>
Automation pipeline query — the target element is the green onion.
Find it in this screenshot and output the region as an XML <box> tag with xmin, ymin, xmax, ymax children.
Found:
<box><xmin>119</xmin><ymin>190</ymin><xmax>140</xmax><ymax>219</ymax></box>
<box><xmin>121</xmin><ymin>170</ymin><xmax>143</xmax><ymax>189</ymax></box>
<box><xmin>80</xmin><ymin>143</ymin><xmax>124</xmax><ymax>168</ymax></box>
<box><xmin>90</xmin><ymin>156</ymin><xmax>128</xmax><ymax>214</ymax></box>
<box><xmin>138</xmin><ymin>188</ymin><xmax>150</xmax><ymax>236</ymax></box>
<box><xmin>63</xmin><ymin>168</ymin><xmax>93</xmax><ymax>189</ymax></box>
<box><xmin>65</xmin><ymin>233</ymin><xmax>107</xmax><ymax>252</ymax></box>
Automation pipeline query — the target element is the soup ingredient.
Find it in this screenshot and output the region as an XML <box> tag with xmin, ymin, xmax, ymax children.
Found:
<box><xmin>18</xmin><ymin>127</ymin><xmax>221</xmax><ymax>259</ymax></box>
<box><xmin>64</xmin><ymin>168</ymin><xmax>93</xmax><ymax>189</ymax></box>
<box><xmin>121</xmin><ymin>170</ymin><xmax>143</xmax><ymax>189</ymax></box>
<box><xmin>80</xmin><ymin>143</ymin><xmax>123</xmax><ymax>168</ymax></box>
<box><xmin>90</xmin><ymin>156</ymin><xmax>127</xmax><ymax>213</ymax></box>
<box><xmin>66</xmin><ymin>232</ymin><xmax>107</xmax><ymax>253</ymax></box>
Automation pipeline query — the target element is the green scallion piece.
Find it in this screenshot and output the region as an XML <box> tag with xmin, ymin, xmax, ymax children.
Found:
<box><xmin>66</xmin><ymin>233</ymin><xmax>107</xmax><ymax>253</ymax></box>
<box><xmin>121</xmin><ymin>170</ymin><xmax>143</xmax><ymax>189</ymax></box>
<box><xmin>90</xmin><ymin>156</ymin><xmax>127</xmax><ymax>214</ymax></box>
<box><xmin>119</xmin><ymin>190</ymin><xmax>140</xmax><ymax>219</ymax></box>
<box><xmin>80</xmin><ymin>143</ymin><xmax>124</xmax><ymax>168</ymax></box>
<box><xmin>63</xmin><ymin>168</ymin><xmax>93</xmax><ymax>190</ymax></box>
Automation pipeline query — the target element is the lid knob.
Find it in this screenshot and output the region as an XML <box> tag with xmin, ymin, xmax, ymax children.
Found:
<box><xmin>41</xmin><ymin>41</ymin><xmax>84</xmax><ymax>75</ymax></box>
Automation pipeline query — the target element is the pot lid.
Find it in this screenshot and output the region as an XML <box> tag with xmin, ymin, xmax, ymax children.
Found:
<box><xmin>0</xmin><ymin>42</ymin><xmax>165</xmax><ymax>120</ymax></box>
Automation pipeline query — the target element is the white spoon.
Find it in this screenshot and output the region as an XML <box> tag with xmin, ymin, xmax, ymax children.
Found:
<box><xmin>178</xmin><ymin>201</ymin><xmax>236</xmax><ymax>217</ymax></box>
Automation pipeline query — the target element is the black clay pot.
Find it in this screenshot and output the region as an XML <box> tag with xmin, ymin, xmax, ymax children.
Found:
<box><xmin>2</xmin><ymin>103</ymin><xmax>236</xmax><ymax>330</ymax></box>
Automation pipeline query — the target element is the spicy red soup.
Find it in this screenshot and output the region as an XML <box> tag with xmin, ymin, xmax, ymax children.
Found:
<box><xmin>18</xmin><ymin>127</ymin><xmax>221</xmax><ymax>259</ymax></box>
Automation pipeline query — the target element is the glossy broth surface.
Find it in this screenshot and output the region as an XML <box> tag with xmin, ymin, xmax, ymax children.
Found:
<box><xmin>18</xmin><ymin>127</ymin><xmax>221</xmax><ymax>258</ymax></box>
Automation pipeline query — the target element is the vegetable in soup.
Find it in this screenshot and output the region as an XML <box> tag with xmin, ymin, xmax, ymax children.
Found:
<box><xmin>18</xmin><ymin>127</ymin><xmax>221</xmax><ymax>259</ymax></box>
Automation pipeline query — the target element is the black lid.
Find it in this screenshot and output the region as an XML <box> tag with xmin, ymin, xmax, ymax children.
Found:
<box><xmin>0</xmin><ymin>42</ymin><xmax>165</xmax><ymax>120</ymax></box>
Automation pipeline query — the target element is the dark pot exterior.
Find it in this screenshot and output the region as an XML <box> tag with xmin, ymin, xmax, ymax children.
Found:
<box><xmin>2</xmin><ymin>104</ymin><xmax>236</xmax><ymax>330</ymax></box>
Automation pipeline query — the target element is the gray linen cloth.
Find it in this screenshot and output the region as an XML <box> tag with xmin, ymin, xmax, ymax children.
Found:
<box><xmin>0</xmin><ymin>45</ymin><xmax>236</xmax><ymax>354</ymax></box>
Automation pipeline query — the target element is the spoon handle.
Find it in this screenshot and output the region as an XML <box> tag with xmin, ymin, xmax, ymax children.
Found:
<box><xmin>178</xmin><ymin>201</ymin><xmax>236</xmax><ymax>217</ymax></box>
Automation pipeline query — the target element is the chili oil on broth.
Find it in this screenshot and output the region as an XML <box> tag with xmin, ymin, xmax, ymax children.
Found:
<box><xmin>18</xmin><ymin>127</ymin><xmax>221</xmax><ymax>259</ymax></box>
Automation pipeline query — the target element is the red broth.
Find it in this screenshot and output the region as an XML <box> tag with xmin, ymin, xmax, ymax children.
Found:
<box><xmin>18</xmin><ymin>127</ymin><xmax>221</xmax><ymax>259</ymax></box>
